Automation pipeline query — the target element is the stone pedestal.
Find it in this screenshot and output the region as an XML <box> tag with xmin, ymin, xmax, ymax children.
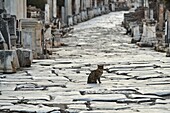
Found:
<box><xmin>20</xmin><ymin>19</ymin><xmax>43</xmax><ymax>59</ymax></box>
<box><xmin>88</xmin><ymin>9</ymin><xmax>94</xmax><ymax>19</ymax></box>
<box><xmin>97</xmin><ymin>7</ymin><xmax>102</xmax><ymax>16</ymax></box>
<box><xmin>68</xmin><ymin>16</ymin><xmax>73</xmax><ymax>26</ymax></box>
<box><xmin>73</xmin><ymin>15</ymin><xmax>78</xmax><ymax>25</ymax></box>
<box><xmin>77</xmin><ymin>14</ymin><xmax>81</xmax><ymax>23</ymax></box>
<box><xmin>81</xmin><ymin>11</ymin><xmax>88</xmax><ymax>21</ymax></box>
<box><xmin>131</xmin><ymin>25</ymin><xmax>141</xmax><ymax>43</ymax></box>
<box><xmin>110</xmin><ymin>3</ymin><xmax>115</xmax><ymax>12</ymax></box>
<box><xmin>0</xmin><ymin>50</ymin><xmax>19</xmax><ymax>73</ymax></box>
<box><xmin>101</xmin><ymin>6</ymin><xmax>105</xmax><ymax>14</ymax></box>
<box><xmin>16</xmin><ymin>48</ymin><xmax>32</xmax><ymax>67</ymax></box>
<box><xmin>52</xmin><ymin>31</ymin><xmax>62</xmax><ymax>47</ymax></box>
<box><xmin>138</xmin><ymin>20</ymin><xmax>157</xmax><ymax>47</ymax></box>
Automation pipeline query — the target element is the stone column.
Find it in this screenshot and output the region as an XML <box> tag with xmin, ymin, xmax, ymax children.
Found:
<box><xmin>138</xmin><ymin>0</ymin><xmax>143</xmax><ymax>7</ymax></box>
<box><xmin>23</xmin><ymin>0</ymin><xmax>27</xmax><ymax>18</ymax></box>
<box><xmin>144</xmin><ymin>8</ymin><xmax>149</xmax><ymax>20</ymax></box>
<box><xmin>150</xmin><ymin>9</ymin><xmax>154</xmax><ymax>20</ymax></box>
<box><xmin>17</xmin><ymin>0</ymin><xmax>23</xmax><ymax>19</ymax></box>
<box><xmin>144</xmin><ymin>0</ymin><xmax>149</xmax><ymax>8</ymax></box>
<box><xmin>0</xmin><ymin>0</ymin><xmax>4</xmax><ymax>10</ymax></box>
<box><xmin>131</xmin><ymin>25</ymin><xmax>140</xmax><ymax>43</ymax></box>
<box><xmin>158</xmin><ymin>4</ymin><xmax>164</xmax><ymax>31</ymax></box>
<box><xmin>53</xmin><ymin>0</ymin><xmax>57</xmax><ymax>18</ymax></box>
<box><xmin>65</xmin><ymin>0</ymin><xmax>72</xmax><ymax>24</ymax></box>
<box><xmin>4</xmin><ymin>0</ymin><xmax>26</xmax><ymax>20</ymax></box>
<box><xmin>167</xmin><ymin>11</ymin><xmax>170</xmax><ymax>44</ymax></box>
<box><xmin>47</xmin><ymin>0</ymin><xmax>53</xmax><ymax>20</ymax></box>
<box><xmin>94</xmin><ymin>0</ymin><xmax>97</xmax><ymax>8</ymax></box>
<box><xmin>45</xmin><ymin>4</ymin><xmax>50</xmax><ymax>24</ymax></box>
<box><xmin>166</xmin><ymin>11</ymin><xmax>170</xmax><ymax>56</ymax></box>
<box><xmin>4</xmin><ymin>0</ymin><xmax>16</xmax><ymax>15</ymax></box>
<box><xmin>61</xmin><ymin>6</ymin><xmax>65</xmax><ymax>24</ymax></box>
<box><xmin>75</xmin><ymin>0</ymin><xmax>80</xmax><ymax>14</ymax></box>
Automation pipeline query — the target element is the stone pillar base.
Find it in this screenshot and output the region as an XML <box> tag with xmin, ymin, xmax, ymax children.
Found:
<box><xmin>0</xmin><ymin>50</ymin><xmax>20</xmax><ymax>73</ymax></box>
<box><xmin>166</xmin><ymin>48</ymin><xmax>170</xmax><ymax>57</ymax></box>
<box><xmin>16</xmin><ymin>48</ymin><xmax>33</xmax><ymax>67</ymax></box>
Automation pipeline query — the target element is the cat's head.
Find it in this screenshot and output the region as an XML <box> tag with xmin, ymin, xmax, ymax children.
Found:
<box><xmin>98</xmin><ymin>64</ymin><xmax>104</xmax><ymax>69</ymax></box>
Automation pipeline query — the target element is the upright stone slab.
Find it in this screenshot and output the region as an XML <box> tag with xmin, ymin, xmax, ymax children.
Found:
<box><xmin>3</xmin><ymin>16</ymin><xmax>17</xmax><ymax>47</ymax></box>
<box><xmin>0</xmin><ymin>50</ymin><xmax>20</xmax><ymax>73</ymax></box>
<box><xmin>110</xmin><ymin>3</ymin><xmax>115</xmax><ymax>12</ymax></box>
<box><xmin>73</xmin><ymin>15</ymin><xmax>78</xmax><ymax>25</ymax></box>
<box><xmin>44</xmin><ymin>26</ymin><xmax>52</xmax><ymax>56</ymax></box>
<box><xmin>0</xmin><ymin>31</ymin><xmax>8</xmax><ymax>50</ymax></box>
<box><xmin>131</xmin><ymin>25</ymin><xmax>140</xmax><ymax>43</ymax></box>
<box><xmin>68</xmin><ymin>16</ymin><xmax>73</xmax><ymax>26</ymax></box>
<box><xmin>0</xmin><ymin>31</ymin><xmax>5</xmax><ymax>43</ymax></box>
<box><xmin>0</xmin><ymin>0</ymin><xmax>4</xmax><ymax>13</ymax></box>
<box><xmin>0</xmin><ymin>17</ymin><xmax>11</xmax><ymax>49</ymax></box>
<box><xmin>20</xmin><ymin>19</ymin><xmax>43</xmax><ymax>59</ymax></box>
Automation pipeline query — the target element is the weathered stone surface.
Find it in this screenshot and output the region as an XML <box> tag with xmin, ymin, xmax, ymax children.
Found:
<box><xmin>79</xmin><ymin>88</ymin><xmax>141</xmax><ymax>95</ymax></box>
<box><xmin>0</xmin><ymin>104</ymin><xmax>60</xmax><ymax>113</ymax></box>
<box><xmin>73</xmin><ymin>94</ymin><xmax>126</xmax><ymax>102</ymax></box>
<box><xmin>1</xmin><ymin>11</ymin><xmax>170</xmax><ymax>113</ymax></box>
<box><xmin>0</xmin><ymin>50</ymin><xmax>19</xmax><ymax>73</ymax></box>
<box><xmin>16</xmin><ymin>48</ymin><xmax>32</xmax><ymax>67</ymax></box>
<box><xmin>20</xmin><ymin>19</ymin><xmax>43</xmax><ymax>59</ymax></box>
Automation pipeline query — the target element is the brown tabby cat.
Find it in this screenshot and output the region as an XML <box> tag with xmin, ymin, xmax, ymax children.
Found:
<box><xmin>87</xmin><ymin>65</ymin><xmax>104</xmax><ymax>84</ymax></box>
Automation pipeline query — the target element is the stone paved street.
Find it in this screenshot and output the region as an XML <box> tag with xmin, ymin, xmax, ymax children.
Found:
<box><xmin>1</xmin><ymin>11</ymin><xmax>170</xmax><ymax>113</ymax></box>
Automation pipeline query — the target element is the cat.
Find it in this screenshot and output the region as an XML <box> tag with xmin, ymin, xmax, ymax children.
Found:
<box><xmin>87</xmin><ymin>65</ymin><xmax>104</xmax><ymax>84</ymax></box>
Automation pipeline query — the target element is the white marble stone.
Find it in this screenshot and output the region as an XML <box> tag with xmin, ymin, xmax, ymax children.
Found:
<box><xmin>45</xmin><ymin>4</ymin><xmax>50</xmax><ymax>24</ymax></box>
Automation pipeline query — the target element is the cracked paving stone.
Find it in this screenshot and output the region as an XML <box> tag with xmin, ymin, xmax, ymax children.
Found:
<box><xmin>0</xmin><ymin>104</ymin><xmax>60</xmax><ymax>113</ymax></box>
<box><xmin>66</xmin><ymin>104</ymin><xmax>88</xmax><ymax>112</ymax></box>
<box><xmin>128</xmin><ymin>94</ymin><xmax>165</xmax><ymax>100</ymax></box>
<box><xmin>73</xmin><ymin>94</ymin><xmax>126</xmax><ymax>102</ymax></box>
<box><xmin>116</xmin><ymin>98</ymin><xmax>156</xmax><ymax>104</ymax></box>
<box><xmin>79</xmin><ymin>88</ymin><xmax>141</xmax><ymax>95</ymax></box>
<box><xmin>14</xmin><ymin>83</ymin><xmax>47</xmax><ymax>91</ymax></box>
<box><xmin>89</xmin><ymin>102</ymin><xmax>130</xmax><ymax>111</ymax></box>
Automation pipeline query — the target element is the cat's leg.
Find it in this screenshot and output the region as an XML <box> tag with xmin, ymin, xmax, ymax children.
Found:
<box><xmin>98</xmin><ymin>78</ymin><xmax>101</xmax><ymax>84</ymax></box>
